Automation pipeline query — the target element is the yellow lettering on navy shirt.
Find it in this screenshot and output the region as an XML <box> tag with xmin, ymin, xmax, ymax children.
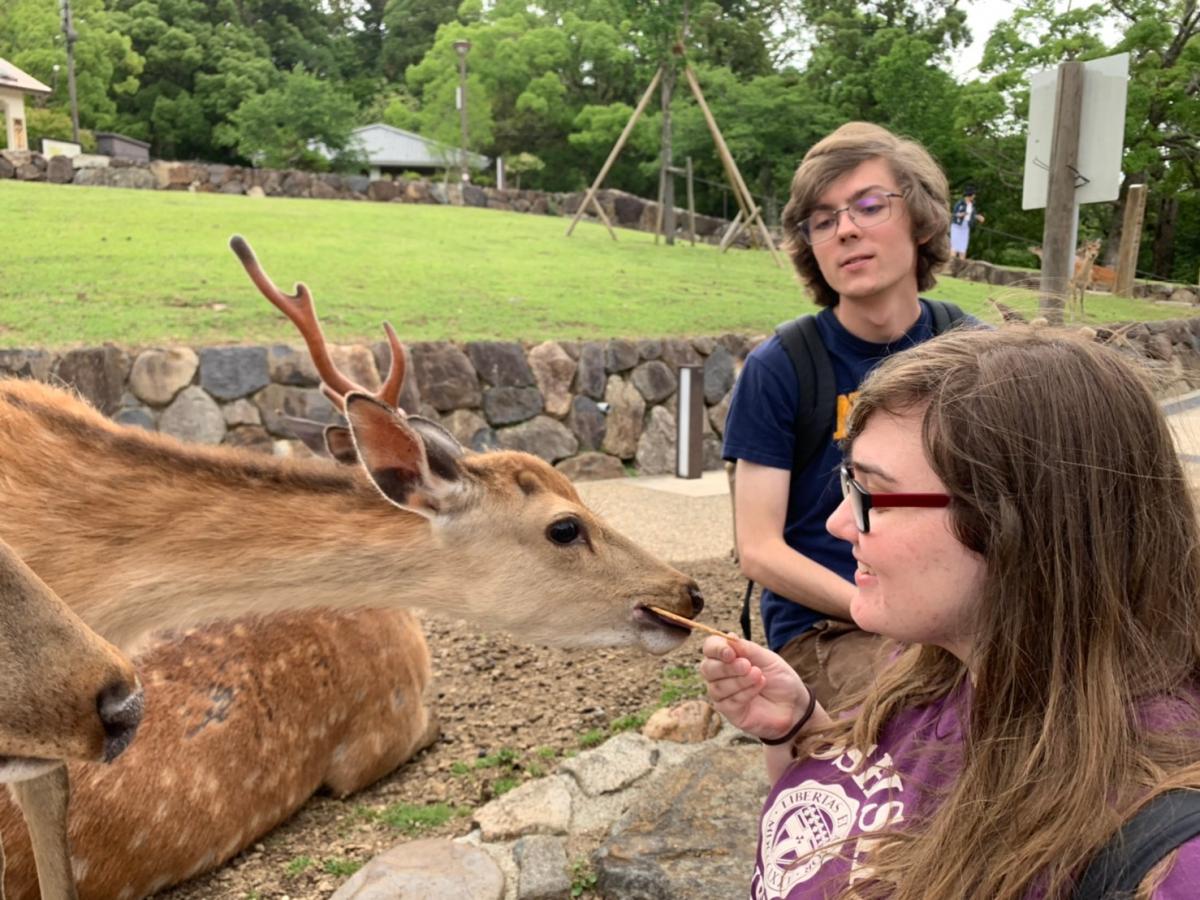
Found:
<box><xmin>834</xmin><ymin>391</ymin><xmax>860</xmax><ymax>441</ymax></box>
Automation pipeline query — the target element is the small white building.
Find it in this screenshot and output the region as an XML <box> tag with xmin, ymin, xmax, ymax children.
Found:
<box><xmin>0</xmin><ymin>58</ymin><xmax>51</xmax><ymax>152</ymax></box>
<box><xmin>346</xmin><ymin>123</ymin><xmax>488</xmax><ymax>180</ymax></box>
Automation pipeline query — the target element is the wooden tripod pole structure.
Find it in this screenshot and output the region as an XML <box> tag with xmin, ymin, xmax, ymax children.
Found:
<box><xmin>683</xmin><ymin>65</ymin><xmax>783</xmax><ymax>267</ymax></box>
<box><xmin>565</xmin><ymin>67</ymin><xmax>663</xmax><ymax>239</ymax></box>
<box><xmin>566</xmin><ymin>59</ymin><xmax>783</xmax><ymax>269</ymax></box>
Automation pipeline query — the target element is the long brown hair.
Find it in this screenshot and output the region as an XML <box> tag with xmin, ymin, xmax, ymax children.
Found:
<box><xmin>820</xmin><ymin>327</ymin><xmax>1200</xmax><ymax>899</ymax></box>
<box><xmin>779</xmin><ymin>122</ymin><xmax>951</xmax><ymax>308</ymax></box>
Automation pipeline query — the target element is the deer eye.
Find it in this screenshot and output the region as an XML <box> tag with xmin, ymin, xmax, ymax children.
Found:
<box><xmin>547</xmin><ymin>518</ymin><xmax>584</xmax><ymax>545</ymax></box>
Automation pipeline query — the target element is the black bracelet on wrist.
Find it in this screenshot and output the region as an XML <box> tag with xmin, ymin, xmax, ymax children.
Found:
<box><xmin>760</xmin><ymin>686</ymin><xmax>818</xmax><ymax>746</ymax></box>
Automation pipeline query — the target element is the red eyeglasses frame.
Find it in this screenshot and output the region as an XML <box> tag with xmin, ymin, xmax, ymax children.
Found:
<box><xmin>839</xmin><ymin>464</ymin><xmax>951</xmax><ymax>533</ymax></box>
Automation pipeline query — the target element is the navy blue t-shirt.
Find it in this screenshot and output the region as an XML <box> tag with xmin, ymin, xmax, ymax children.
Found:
<box><xmin>722</xmin><ymin>301</ymin><xmax>945</xmax><ymax>652</ymax></box>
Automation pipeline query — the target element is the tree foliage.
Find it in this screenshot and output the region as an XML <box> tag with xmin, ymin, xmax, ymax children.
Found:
<box><xmin>216</xmin><ymin>66</ymin><xmax>362</xmax><ymax>170</ymax></box>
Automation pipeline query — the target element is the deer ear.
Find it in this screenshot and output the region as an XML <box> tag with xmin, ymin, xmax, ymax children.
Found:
<box><xmin>323</xmin><ymin>425</ymin><xmax>359</xmax><ymax>465</ymax></box>
<box><xmin>405</xmin><ymin>416</ymin><xmax>465</xmax><ymax>479</ymax></box>
<box><xmin>344</xmin><ymin>394</ymin><xmax>466</xmax><ymax>516</ymax></box>
<box><xmin>283</xmin><ymin>415</ymin><xmax>338</xmax><ymax>458</ymax></box>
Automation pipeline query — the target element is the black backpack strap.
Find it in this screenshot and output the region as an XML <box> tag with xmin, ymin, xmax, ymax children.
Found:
<box><xmin>926</xmin><ymin>299</ymin><xmax>966</xmax><ymax>335</ymax></box>
<box><xmin>739</xmin><ymin>579</ymin><xmax>755</xmax><ymax>640</ymax></box>
<box><xmin>738</xmin><ymin>316</ymin><xmax>835</xmax><ymax>642</ymax></box>
<box><xmin>775</xmin><ymin>315</ymin><xmax>837</xmax><ymax>473</ymax></box>
<box><xmin>1073</xmin><ymin>789</ymin><xmax>1200</xmax><ymax>899</ymax></box>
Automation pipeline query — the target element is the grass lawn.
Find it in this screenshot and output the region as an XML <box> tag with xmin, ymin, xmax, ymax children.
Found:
<box><xmin>1</xmin><ymin>180</ymin><xmax>1183</xmax><ymax>349</ymax></box>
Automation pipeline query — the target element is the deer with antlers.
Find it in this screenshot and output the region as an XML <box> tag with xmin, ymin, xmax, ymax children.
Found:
<box><xmin>0</xmin><ymin>235</ymin><xmax>703</xmax><ymax>899</ymax></box>
<box><xmin>0</xmin><ymin>539</ymin><xmax>142</xmax><ymax>900</ymax></box>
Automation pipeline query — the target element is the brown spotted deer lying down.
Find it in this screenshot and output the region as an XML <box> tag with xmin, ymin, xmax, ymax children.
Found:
<box><xmin>0</xmin><ymin>608</ymin><xmax>434</xmax><ymax>900</ymax></box>
<box><xmin>0</xmin><ymin>236</ymin><xmax>703</xmax><ymax>899</ymax></box>
<box><xmin>0</xmin><ymin>539</ymin><xmax>142</xmax><ymax>900</ymax></box>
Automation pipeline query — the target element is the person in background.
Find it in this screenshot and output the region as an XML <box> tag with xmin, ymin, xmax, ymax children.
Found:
<box><xmin>950</xmin><ymin>185</ymin><xmax>984</xmax><ymax>259</ymax></box>
<box><xmin>703</xmin><ymin>327</ymin><xmax>1200</xmax><ymax>899</ymax></box>
<box><xmin>722</xmin><ymin>122</ymin><xmax>966</xmax><ymax>708</ymax></box>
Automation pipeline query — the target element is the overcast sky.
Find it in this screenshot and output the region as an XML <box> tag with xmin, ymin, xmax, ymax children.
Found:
<box><xmin>955</xmin><ymin>0</ymin><xmax>1015</xmax><ymax>79</ymax></box>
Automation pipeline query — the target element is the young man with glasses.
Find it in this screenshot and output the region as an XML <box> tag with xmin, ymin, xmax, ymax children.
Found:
<box><xmin>722</xmin><ymin>122</ymin><xmax>969</xmax><ymax>707</ymax></box>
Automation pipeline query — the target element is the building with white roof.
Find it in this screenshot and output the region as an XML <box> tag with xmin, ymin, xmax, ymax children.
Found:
<box><xmin>0</xmin><ymin>57</ymin><xmax>51</xmax><ymax>152</ymax></box>
<box><xmin>342</xmin><ymin>123</ymin><xmax>488</xmax><ymax>179</ymax></box>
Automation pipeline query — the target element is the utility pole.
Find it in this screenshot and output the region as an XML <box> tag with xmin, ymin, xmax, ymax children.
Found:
<box><xmin>59</xmin><ymin>0</ymin><xmax>80</xmax><ymax>143</ymax></box>
<box><xmin>1039</xmin><ymin>61</ymin><xmax>1084</xmax><ymax>324</ymax></box>
<box><xmin>453</xmin><ymin>40</ymin><xmax>471</xmax><ymax>185</ymax></box>
<box><xmin>659</xmin><ymin>59</ymin><xmax>676</xmax><ymax>245</ymax></box>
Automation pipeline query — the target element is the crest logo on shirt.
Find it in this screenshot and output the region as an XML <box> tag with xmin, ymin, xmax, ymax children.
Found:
<box><xmin>757</xmin><ymin>779</ymin><xmax>859</xmax><ymax>897</ymax></box>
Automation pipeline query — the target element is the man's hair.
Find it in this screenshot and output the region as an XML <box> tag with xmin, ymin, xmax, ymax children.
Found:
<box><xmin>779</xmin><ymin>122</ymin><xmax>951</xmax><ymax>308</ymax></box>
<box><xmin>812</xmin><ymin>328</ymin><xmax>1200</xmax><ymax>899</ymax></box>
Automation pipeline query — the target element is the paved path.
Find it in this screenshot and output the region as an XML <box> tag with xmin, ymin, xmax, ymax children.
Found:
<box><xmin>1165</xmin><ymin>389</ymin><xmax>1200</xmax><ymax>480</ymax></box>
<box><xmin>575</xmin><ymin>469</ymin><xmax>733</xmax><ymax>564</ymax></box>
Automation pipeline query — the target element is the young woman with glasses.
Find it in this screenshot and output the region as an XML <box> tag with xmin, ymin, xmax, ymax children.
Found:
<box><xmin>702</xmin><ymin>327</ymin><xmax>1200</xmax><ymax>899</ymax></box>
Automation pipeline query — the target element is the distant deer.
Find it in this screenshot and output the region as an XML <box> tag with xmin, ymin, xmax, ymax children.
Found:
<box><xmin>1029</xmin><ymin>240</ymin><xmax>1117</xmax><ymax>294</ymax></box>
<box><xmin>0</xmin><ymin>235</ymin><xmax>702</xmax><ymax>899</ymax></box>
<box><xmin>0</xmin><ymin>539</ymin><xmax>142</xmax><ymax>900</ymax></box>
<box><xmin>1069</xmin><ymin>239</ymin><xmax>1104</xmax><ymax>317</ymax></box>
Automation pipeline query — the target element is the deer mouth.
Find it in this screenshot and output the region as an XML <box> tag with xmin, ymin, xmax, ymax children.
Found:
<box><xmin>633</xmin><ymin>605</ymin><xmax>693</xmax><ymax>636</ymax></box>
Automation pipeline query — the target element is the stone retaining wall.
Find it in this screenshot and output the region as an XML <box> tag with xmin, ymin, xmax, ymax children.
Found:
<box><xmin>4</xmin><ymin>320</ymin><xmax>1200</xmax><ymax>477</ymax></box>
<box><xmin>944</xmin><ymin>256</ymin><xmax>1199</xmax><ymax>305</ymax></box>
<box><xmin>0</xmin><ymin>335</ymin><xmax>748</xmax><ymax>479</ymax></box>
<box><xmin>0</xmin><ymin>148</ymin><xmax>740</xmax><ymax>245</ymax></box>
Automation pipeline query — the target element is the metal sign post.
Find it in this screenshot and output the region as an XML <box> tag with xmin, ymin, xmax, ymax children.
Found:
<box><xmin>1022</xmin><ymin>53</ymin><xmax>1130</xmax><ymax>322</ymax></box>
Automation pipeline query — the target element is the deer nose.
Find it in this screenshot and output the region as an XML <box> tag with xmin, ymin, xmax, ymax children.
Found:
<box><xmin>687</xmin><ymin>582</ymin><xmax>704</xmax><ymax>617</ymax></box>
<box><xmin>98</xmin><ymin>680</ymin><xmax>144</xmax><ymax>763</ymax></box>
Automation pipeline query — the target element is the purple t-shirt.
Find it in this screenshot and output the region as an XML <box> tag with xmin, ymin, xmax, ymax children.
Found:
<box><xmin>752</xmin><ymin>685</ymin><xmax>1200</xmax><ymax>899</ymax></box>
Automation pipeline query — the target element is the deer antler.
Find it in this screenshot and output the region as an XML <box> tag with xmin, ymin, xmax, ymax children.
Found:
<box><xmin>229</xmin><ymin>235</ymin><xmax>406</xmax><ymax>411</ymax></box>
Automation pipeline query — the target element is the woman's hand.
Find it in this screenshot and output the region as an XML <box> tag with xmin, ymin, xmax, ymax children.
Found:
<box><xmin>699</xmin><ymin>635</ymin><xmax>810</xmax><ymax>740</ymax></box>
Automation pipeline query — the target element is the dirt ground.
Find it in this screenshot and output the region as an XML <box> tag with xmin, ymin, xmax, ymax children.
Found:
<box><xmin>157</xmin><ymin>555</ymin><xmax>748</xmax><ymax>900</ymax></box>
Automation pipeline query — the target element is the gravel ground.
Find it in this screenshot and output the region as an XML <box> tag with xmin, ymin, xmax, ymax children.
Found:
<box><xmin>156</xmin><ymin>553</ymin><xmax>748</xmax><ymax>900</ymax></box>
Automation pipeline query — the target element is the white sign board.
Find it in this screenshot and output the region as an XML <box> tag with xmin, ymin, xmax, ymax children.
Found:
<box><xmin>1022</xmin><ymin>52</ymin><xmax>1129</xmax><ymax>210</ymax></box>
<box><xmin>41</xmin><ymin>139</ymin><xmax>81</xmax><ymax>159</ymax></box>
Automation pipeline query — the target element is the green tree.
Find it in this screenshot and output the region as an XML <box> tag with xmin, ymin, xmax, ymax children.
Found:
<box><xmin>965</xmin><ymin>0</ymin><xmax>1200</xmax><ymax>280</ymax></box>
<box><xmin>380</xmin><ymin>0</ymin><xmax>458</xmax><ymax>79</ymax></box>
<box><xmin>669</xmin><ymin>65</ymin><xmax>839</xmax><ymax>219</ymax></box>
<box><xmin>0</xmin><ymin>0</ymin><xmax>143</xmax><ymax>135</ymax></box>
<box><xmin>217</xmin><ymin>66</ymin><xmax>362</xmax><ymax>170</ymax></box>
<box><xmin>505</xmin><ymin>150</ymin><xmax>544</xmax><ymax>188</ymax></box>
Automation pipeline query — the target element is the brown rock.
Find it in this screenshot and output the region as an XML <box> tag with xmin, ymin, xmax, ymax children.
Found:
<box><xmin>329</xmin><ymin>839</ymin><xmax>504</xmax><ymax>900</ymax></box>
<box><xmin>601</xmin><ymin>376</ymin><xmax>645</xmax><ymax>459</ymax></box>
<box><xmin>641</xmin><ymin>700</ymin><xmax>722</xmax><ymax>742</ymax></box>
<box><xmin>496</xmin><ymin>416</ymin><xmax>578</xmax><ymax>463</ymax></box>
<box><xmin>566</xmin><ymin>395</ymin><xmax>606</xmax><ymax>451</ymax></box>
<box><xmin>594</xmin><ymin>743</ymin><xmax>768</xmax><ymax>899</ymax></box>
<box><xmin>528</xmin><ymin>341</ymin><xmax>576</xmax><ymax>417</ymax></box>
<box><xmin>46</xmin><ymin>155</ymin><xmax>74</xmax><ymax>184</ymax></box>
<box><xmin>635</xmin><ymin>405</ymin><xmax>676</xmax><ymax>475</ymax></box>
<box><xmin>555</xmin><ymin>453</ymin><xmax>626</xmax><ymax>482</ymax></box>
<box><xmin>129</xmin><ymin>347</ymin><xmax>199</xmax><ymax>406</ymax></box>
<box><xmin>408</xmin><ymin>343</ymin><xmax>481</xmax><ymax>411</ymax></box>
<box><xmin>466</xmin><ymin>341</ymin><xmax>534</xmax><ymax>387</ymax></box>
<box><xmin>630</xmin><ymin>360</ymin><xmax>677</xmax><ymax>404</ymax></box>
<box><xmin>54</xmin><ymin>345</ymin><xmax>130</xmax><ymax>415</ymax></box>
